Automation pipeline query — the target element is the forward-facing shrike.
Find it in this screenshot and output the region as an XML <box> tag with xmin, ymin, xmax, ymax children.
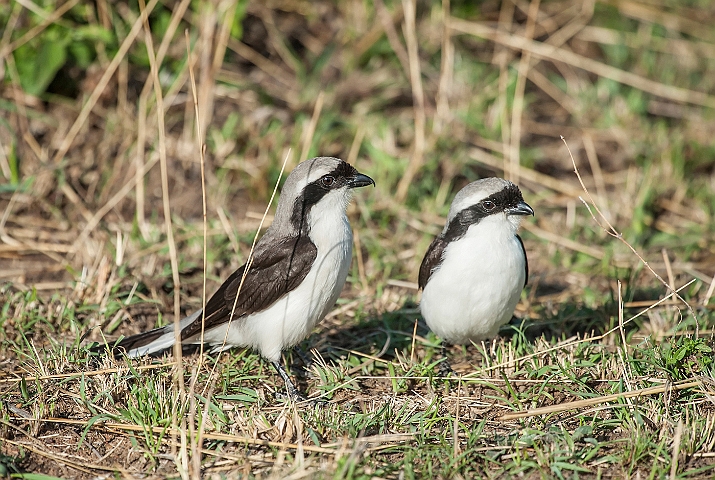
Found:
<box><xmin>418</xmin><ymin>178</ymin><xmax>533</xmax><ymax>344</ymax></box>
<box><xmin>100</xmin><ymin>157</ymin><xmax>374</xmax><ymax>400</ymax></box>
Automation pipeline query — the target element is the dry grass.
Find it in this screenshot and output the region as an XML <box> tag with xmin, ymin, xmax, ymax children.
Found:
<box><xmin>2</xmin><ymin>0</ymin><xmax>715</xmax><ymax>478</ymax></box>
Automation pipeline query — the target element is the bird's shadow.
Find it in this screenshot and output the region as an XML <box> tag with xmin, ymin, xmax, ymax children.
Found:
<box><xmin>287</xmin><ymin>299</ymin><xmax>424</xmax><ymax>393</ymax></box>
<box><xmin>92</xmin><ymin>279</ymin><xmax>666</xmax><ymax>399</ymax></box>
<box><xmin>301</xmin><ymin>279</ymin><xmax>655</xmax><ymax>380</ymax></box>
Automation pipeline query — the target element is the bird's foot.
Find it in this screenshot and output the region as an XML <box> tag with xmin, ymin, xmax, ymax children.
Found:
<box><xmin>437</xmin><ymin>358</ymin><xmax>454</xmax><ymax>377</ymax></box>
<box><xmin>274</xmin><ymin>387</ymin><xmax>326</xmax><ymax>406</ymax></box>
<box><xmin>293</xmin><ymin>347</ymin><xmax>316</xmax><ymax>371</ymax></box>
<box><xmin>272</xmin><ymin>360</ymin><xmax>326</xmax><ymax>406</ymax></box>
<box><xmin>436</xmin><ymin>342</ymin><xmax>454</xmax><ymax>378</ymax></box>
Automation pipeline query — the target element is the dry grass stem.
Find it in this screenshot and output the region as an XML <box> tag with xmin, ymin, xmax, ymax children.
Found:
<box><xmin>495</xmin><ymin>0</ymin><xmax>514</xmax><ymax>182</ymax></box>
<box><xmin>299</xmin><ymin>91</ymin><xmax>325</xmax><ymax>164</ymax></box>
<box><xmin>16</xmin><ymin>417</ymin><xmax>414</xmax><ymax>455</ymax></box>
<box><xmin>186</xmin><ymin>29</ymin><xmax>208</xmax><ymax>480</ymax></box>
<box><xmin>51</xmin><ymin>0</ymin><xmax>160</xmax><ymax>166</ymax></box>
<box><xmin>0</xmin><ymin>0</ymin><xmax>80</xmax><ymax>57</ymax></box>
<box><xmin>499</xmin><ymin>379</ymin><xmax>702</xmax><ymax>421</ymax></box>
<box><xmin>212</xmin><ymin>150</ymin><xmax>291</xmax><ymax>364</ymax></box>
<box><xmin>395</xmin><ymin>0</ymin><xmax>426</xmax><ymax>202</ymax></box>
<box><xmin>508</xmin><ymin>0</ymin><xmax>540</xmax><ymax>183</ymax></box>
<box><xmin>0</xmin><ymin>361</ymin><xmax>177</xmax><ymax>384</ymax></box>
<box><xmin>138</xmin><ymin>0</ymin><xmax>187</xmax><ymax>473</ymax></box>
<box><xmin>373</xmin><ymin>0</ymin><xmax>409</xmax><ymax>79</ymax></box>
<box><xmin>468</xmin><ymin>147</ymin><xmax>583</xmax><ymax>197</ymax></box>
<box><xmin>670</xmin><ymin>419</ymin><xmax>684</xmax><ymax>480</ymax></box>
<box><xmin>185</xmin><ymin>30</ymin><xmax>207</xmax><ymax>365</ymax></box>
<box><xmin>433</xmin><ymin>0</ymin><xmax>453</xmax><ymax>137</ymax></box>
<box><xmin>562</xmin><ymin>136</ymin><xmax>697</xmax><ymax>320</ymax></box>
<box><xmin>449</xmin><ymin>17</ymin><xmax>715</xmax><ymax>108</ymax></box>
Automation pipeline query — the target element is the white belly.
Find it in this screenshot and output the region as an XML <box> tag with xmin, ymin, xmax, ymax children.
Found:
<box><xmin>420</xmin><ymin>217</ymin><xmax>525</xmax><ymax>344</ymax></box>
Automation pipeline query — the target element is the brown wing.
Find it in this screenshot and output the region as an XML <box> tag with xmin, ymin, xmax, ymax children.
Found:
<box><xmin>180</xmin><ymin>236</ymin><xmax>317</xmax><ymax>340</ymax></box>
<box><xmin>418</xmin><ymin>237</ymin><xmax>447</xmax><ymax>290</ymax></box>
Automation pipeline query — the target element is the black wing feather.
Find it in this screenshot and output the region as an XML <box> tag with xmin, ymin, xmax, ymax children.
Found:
<box><xmin>180</xmin><ymin>236</ymin><xmax>317</xmax><ymax>340</ymax></box>
<box><xmin>516</xmin><ymin>234</ymin><xmax>528</xmax><ymax>287</ymax></box>
<box><xmin>418</xmin><ymin>237</ymin><xmax>448</xmax><ymax>290</ymax></box>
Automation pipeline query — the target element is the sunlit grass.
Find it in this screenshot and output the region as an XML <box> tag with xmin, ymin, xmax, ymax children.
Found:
<box><xmin>2</xmin><ymin>0</ymin><xmax>715</xmax><ymax>477</ymax></box>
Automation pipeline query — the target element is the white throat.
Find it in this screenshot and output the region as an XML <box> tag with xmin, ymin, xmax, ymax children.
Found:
<box><xmin>307</xmin><ymin>188</ymin><xmax>353</xmax><ymax>251</ymax></box>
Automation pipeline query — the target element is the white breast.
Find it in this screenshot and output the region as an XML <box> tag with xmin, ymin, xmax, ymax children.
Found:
<box><xmin>203</xmin><ymin>189</ymin><xmax>354</xmax><ymax>362</ymax></box>
<box><xmin>420</xmin><ymin>214</ymin><xmax>526</xmax><ymax>344</ymax></box>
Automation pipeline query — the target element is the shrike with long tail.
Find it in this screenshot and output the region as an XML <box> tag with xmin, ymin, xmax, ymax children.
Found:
<box><xmin>98</xmin><ymin>157</ymin><xmax>374</xmax><ymax>400</ymax></box>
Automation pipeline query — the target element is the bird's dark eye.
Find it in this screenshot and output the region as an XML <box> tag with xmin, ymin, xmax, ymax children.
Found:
<box><xmin>321</xmin><ymin>175</ymin><xmax>335</xmax><ymax>187</ymax></box>
<box><xmin>483</xmin><ymin>200</ymin><xmax>496</xmax><ymax>211</ymax></box>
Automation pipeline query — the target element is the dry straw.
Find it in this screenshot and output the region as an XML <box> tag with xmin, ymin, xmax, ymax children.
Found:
<box><xmin>449</xmin><ymin>17</ymin><xmax>715</xmax><ymax>108</ymax></box>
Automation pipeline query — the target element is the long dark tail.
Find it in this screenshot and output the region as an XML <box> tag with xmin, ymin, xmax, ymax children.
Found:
<box><xmin>91</xmin><ymin>310</ymin><xmax>200</xmax><ymax>357</ymax></box>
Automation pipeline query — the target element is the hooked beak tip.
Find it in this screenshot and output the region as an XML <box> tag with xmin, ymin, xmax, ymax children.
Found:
<box><xmin>349</xmin><ymin>173</ymin><xmax>375</xmax><ymax>188</ymax></box>
<box><xmin>508</xmin><ymin>201</ymin><xmax>534</xmax><ymax>217</ymax></box>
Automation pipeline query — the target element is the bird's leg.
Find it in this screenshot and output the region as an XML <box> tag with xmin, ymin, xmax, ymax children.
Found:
<box><xmin>272</xmin><ymin>360</ymin><xmax>303</xmax><ymax>400</ymax></box>
<box><xmin>293</xmin><ymin>346</ymin><xmax>316</xmax><ymax>372</ymax></box>
<box><xmin>272</xmin><ymin>359</ymin><xmax>327</xmax><ymax>405</ymax></box>
<box><xmin>437</xmin><ymin>342</ymin><xmax>454</xmax><ymax>377</ymax></box>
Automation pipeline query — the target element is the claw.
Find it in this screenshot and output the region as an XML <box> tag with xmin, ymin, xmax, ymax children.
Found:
<box><xmin>437</xmin><ymin>358</ymin><xmax>454</xmax><ymax>377</ymax></box>
<box><xmin>437</xmin><ymin>343</ymin><xmax>454</xmax><ymax>377</ymax></box>
<box><xmin>272</xmin><ymin>360</ymin><xmax>325</xmax><ymax>406</ymax></box>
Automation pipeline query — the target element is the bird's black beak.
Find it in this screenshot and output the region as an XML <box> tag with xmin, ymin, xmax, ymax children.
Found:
<box><xmin>507</xmin><ymin>201</ymin><xmax>534</xmax><ymax>216</ymax></box>
<box><xmin>348</xmin><ymin>173</ymin><xmax>375</xmax><ymax>188</ymax></box>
